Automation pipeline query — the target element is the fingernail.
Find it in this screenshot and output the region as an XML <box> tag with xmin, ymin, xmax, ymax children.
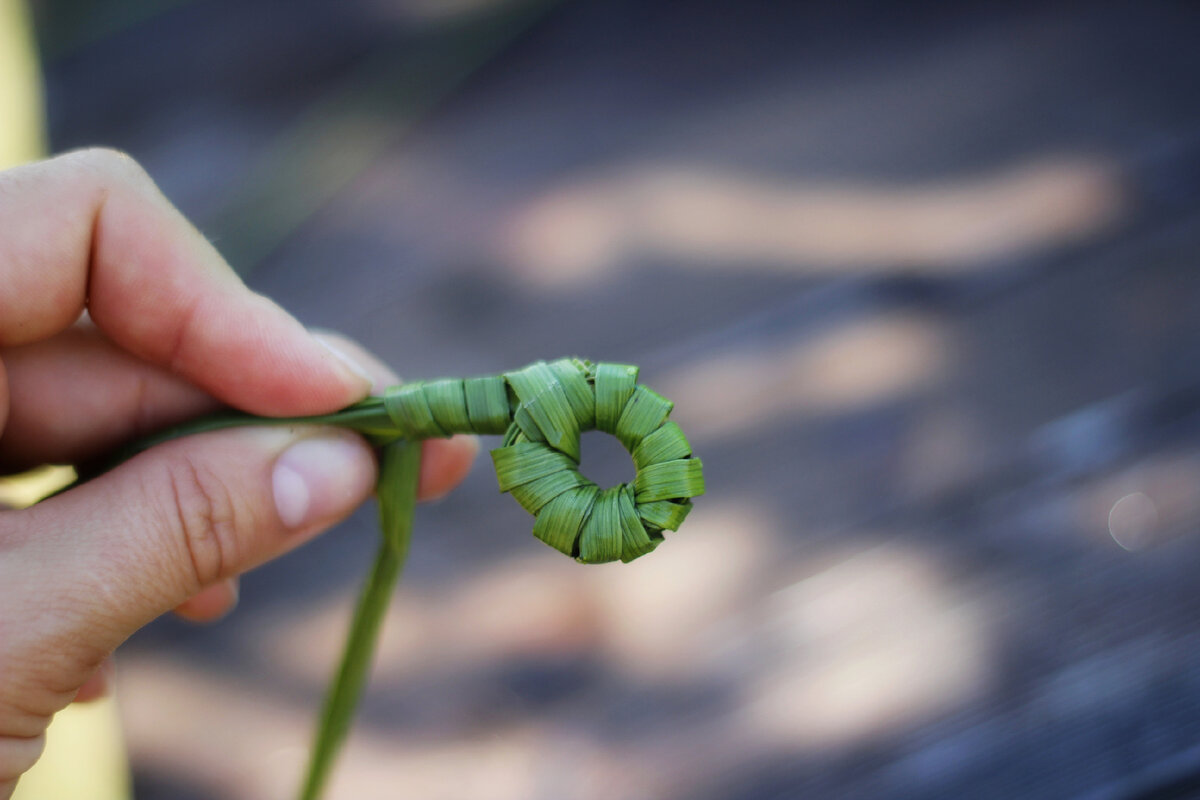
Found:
<box><xmin>314</xmin><ymin>335</ymin><xmax>400</xmax><ymax>394</ymax></box>
<box><xmin>316</xmin><ymin>337</ymin><xmax>376</xmax><ymax>393</ymax></box>
<box><xmin>273</xmin><ymin>433</ymin><xmax>376</xmax><ymax>530</ymax></box>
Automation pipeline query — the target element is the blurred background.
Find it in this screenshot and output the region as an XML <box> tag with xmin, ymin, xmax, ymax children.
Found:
<box><xmin>8</xmin><ymin>0</ymin><xmax>1200</xmax><ymax>797</ymax></box>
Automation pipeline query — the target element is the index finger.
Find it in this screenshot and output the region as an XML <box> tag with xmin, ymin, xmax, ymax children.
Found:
<box><xmin>0</xmin><ymin>149</ymin><xmax>371</xmax><ymax>416</ymax></box>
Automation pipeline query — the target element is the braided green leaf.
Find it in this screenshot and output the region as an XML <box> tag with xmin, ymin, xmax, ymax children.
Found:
<box><xmin>615</xmin><ymin>384</ymin><xmax>673</xmax><ymax>451</ymax></box>
<box><xmin>634</xmin><ymin>458</ymin><xmax>706</xmax><ymax>503</ymax></box>
<box><xmin>463</xmin><ymin>375</ymin><xmax>511</xmax><ymax>433</ymax></box>
<box><xmin>492</xmin><ymin>441</ymin><xmax>578</xmax><ymax>492</ymax></box>
<box><xmin>108</xmin><ymin>357</ymin><xmax>704</xmax><ymax>800</ymax></box>
<box><xmin>532</xmin><ymin>485</ymin><xmax>599</xmax><ymax>557</ymax></box>
<box><xmin>578</xmin><ymin>486</ymin><xmax>623</xmax><ymax>563</ymax></box>
<box><xmin>384</xmin><ymin>383</ymin><xmax>446</xmax><ymax>438</ymax></box>
<box><xmin>505</xmin><ymin>361</ymin><xmax>581</xmax><ymax>460</ymax></box>
<box><xmin>424</xmin><ymin>378</ymin><xmax>470</xmax><ymax>432</ymax></box>
<box><xmin>594</xmin><ymin>362</ymin><xmax>639</xmax><ymax>433</ymax></box>
<box><xmin>374</xmin><ymin>359</ymin><xmax>704</xmax><ymax>563</ymax></box>
<box><xmin>548</xmin><ymin>357</ymin><xmax>596</xmax><ymax>428</ymax></box>
<box><xmin>632</xmin><ymin>421</ymin><xmax>692</xmax><ymax>470</ymax></box>
<box><xmin>118</xmin><ymin>357</ymin><xmax>706</xmax><ymax>566</ymax></box>
<box><xmin>637</xmin><ymin>499</ymin><xmax>693</xmax><ymax>532</ymax></box>
<box><xmin>616</xmin><ymin>484</ymin><xmax>657</xmax><ymax>563</ymax></box>
<box><xmin>510</xmin><ymin>468</ymin><xmax>594</xmax><ymax>516</ymax></box>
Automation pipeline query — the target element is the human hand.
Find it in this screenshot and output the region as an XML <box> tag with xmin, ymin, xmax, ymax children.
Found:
<box><xmin>0</xmin><ymin>150</ymin><xmax>478</xmax><ymax>796</ymax></box>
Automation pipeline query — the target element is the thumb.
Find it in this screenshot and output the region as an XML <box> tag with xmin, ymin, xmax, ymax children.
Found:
<box><xmin>0</xmin><ymin>425</ymin><xmax>375</xmax><ymax>746</ymax></box>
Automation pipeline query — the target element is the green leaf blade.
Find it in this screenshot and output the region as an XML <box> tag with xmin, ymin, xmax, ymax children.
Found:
<box><xmin>464</xmin><ymin>375</ymin><xmax>512</xmax><ymax>433</ymax></box>
<box><xmin>633</xmin><ymin>458</ymin><xmax>706</xmax><ymax>503</ymax></box>
<box><xmin>504</xmin><ymin>361</ymin><xmax>581</xmax><ymax>460</ymax></box>
<box><xmin>532</xmin><ymin>484</ymin><xmax>599</xmax><ymax>556</ymax></box>
<box><xmin>298</xmin><ymin>439</ymin><xmax>421</xmax><ymax>800</ymax></box>
<box><xmin>631</xmin><ymin>421</ymin><xmax>692</xmax><ymax>470</ymax></box>
<box><xmin>578</xmin><ymin>486</ymin><xmax>623</xmax><ymax>563</ymax></box>
<box><xmin>593</xmin><ymin>362</ymin><xmax>638</xmax><ymax>434</ymax></box>
<box><xmin>615</xmin><ymin>384</ymin><xmax>673</xmax><ymax>451</ymax></box>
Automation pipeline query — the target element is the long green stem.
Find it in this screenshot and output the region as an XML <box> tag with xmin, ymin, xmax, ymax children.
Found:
<box><xmin>298</xmin><ymin>439</ymin><xmax>422</xmax><ymax>800</ymax></box>
<box><xmin>122</xmin><ymin>399</ymin><xmax>397</xmax><ymax>455</ymax></box>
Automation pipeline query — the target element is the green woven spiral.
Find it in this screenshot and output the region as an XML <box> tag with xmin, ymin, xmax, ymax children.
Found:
<box><xmin>114</xmin><ymin>356</ymin><xmax>704</xmax><ymax>563</ymax></box>
<box><xmin>105</xmin><ymin>356</ymin><xmax>704</xmax><ymax>799</ymax></box>
<box><xmin>380</xmin><ymin>357</ymin><xmax>704</xmax><ymax>563</ymax></box>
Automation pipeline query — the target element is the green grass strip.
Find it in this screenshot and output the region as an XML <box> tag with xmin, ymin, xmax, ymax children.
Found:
<box><xmin>593</xmin><ymin>362</ymin><xmax>638</xmax><ymax>434</ymax></box>
<box><xmin>532</xmin><ymin>484</ymin><xmax>599</xmax><ymax>556</ymax></box>
<box><xmin>578</xmin><ymin>486</ymin><xmax>623</xmax><ymax>563</ymax></box>
<box><xmin>505</xmin><ymin>361</ymin><xmax>581</xmax><ymax>460</ymax></box>
<box><xmin>298</xmin><ymin>438</ymin><xmax>420</xmax><ymax>800</ymax></box>
<box><xmin>634</xmin><ymin>458</ymin><xmax>706</xmax><ymax>503</ymax></box>
<box><xmin>637</xmin><ymin>499</ymin><xmax>693</xmax><ymax>532</ymax></box>
<box><xmin>632</xmin><ymin>421</ymin><xmax>692</xmax><ymax>469</ymax></box>
<box><xmin>615</xmin><ymin>384</ymin><xmax>674</xmax><ymax>451</ymax></box>
<box><xmin>424</xmin><ymin>379</ymin><xmax>471</xmax><ymax>433</ymax></box>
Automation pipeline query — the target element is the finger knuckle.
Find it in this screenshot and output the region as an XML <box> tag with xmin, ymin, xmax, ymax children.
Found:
<box><xmin>163</xmin><ymin>458</ymin><xmax>242</xmax><ymax>589</ymax></box>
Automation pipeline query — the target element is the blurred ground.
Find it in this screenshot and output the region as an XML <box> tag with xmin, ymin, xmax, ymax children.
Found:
<box><xmin>26</xmin><ymin>0</ymin><xmax>1200</xmax><ymax>797</ymax></box>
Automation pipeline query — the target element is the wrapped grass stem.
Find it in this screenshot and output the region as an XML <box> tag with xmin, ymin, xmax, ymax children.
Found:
<box><xmin>108</xmin><ymin>358</ymin><xmax>704</xmax><ymax>799</ymax></box>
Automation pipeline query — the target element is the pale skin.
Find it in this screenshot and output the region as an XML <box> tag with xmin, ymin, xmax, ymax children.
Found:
<box><xmin>0</xmin><ymin>150</ymin><xmax>479</xmax><ymax>796</ymax></box>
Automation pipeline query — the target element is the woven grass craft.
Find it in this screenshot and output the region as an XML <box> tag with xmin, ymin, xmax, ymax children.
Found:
<box><xmin>118</xmin><ymin>357</ymin><xmax>704</xmax><ymax>799</ymax></box>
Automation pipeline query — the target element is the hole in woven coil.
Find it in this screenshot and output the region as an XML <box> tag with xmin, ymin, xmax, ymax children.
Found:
<box><xmin>578</xmin><ymin>429</ymin><xmax>636</xmax><ymax>489</ymax></box>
